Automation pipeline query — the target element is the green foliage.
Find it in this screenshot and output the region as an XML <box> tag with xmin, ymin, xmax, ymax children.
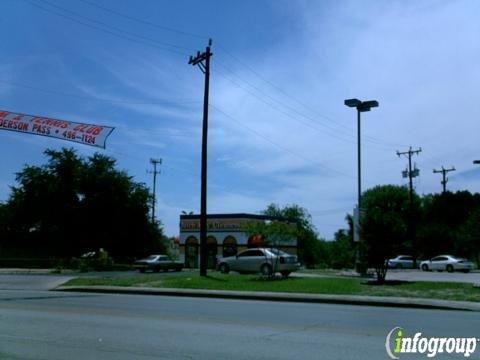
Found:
<box><xmin>261</xmin><ymin>204</ymin><xmax>323</xmax><ymax>266</ymax></box>
<box><xmin>457</xmin><ymin>209</ymin><xmax>480</xmax><ymax>266</ymax></box>
<box><xmin>361</xmin><ymin>185</ymin><xmax>414</xmax><ymax>282</ymax></box>
<box><xmin>0</xmin><ymin>148</ymin><xmax>166</xmax><ymax>262</ymax></box>
<box><xmin>418</xmin><ymin>191</ymin><xmax>480</xmax><ymax>258</ymax></box>
<box><xmin>242</xmin><ymin>218</ymin><xmax>297</xmax><ymax>247</ymax></box>
<box><xmin>328</xmin><ymin>228</ymin><xmax>355</xmax><ymax>269</ymax></box>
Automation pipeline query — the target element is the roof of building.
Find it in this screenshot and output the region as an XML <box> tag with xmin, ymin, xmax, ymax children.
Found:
<box><xmin>179</xmin><ymin>213</ymin><xmax>298</xmax><ymax>223</ymax></box>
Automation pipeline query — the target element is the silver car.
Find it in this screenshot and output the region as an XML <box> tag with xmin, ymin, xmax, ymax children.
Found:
<box><xmin>420</xmin><ymin>255</ymin><xmax>474</xmax><ymax>273</ymax></box>
<box><xmin>387</xmin><ymin>255</ymin><xmax>415</xmax><ymax>269</ymax></box>
<box><xmin>134</xmin><ymin>254</ymin><xmax>184</xmax><ymax>273</ymax></box>
<box><xmin>217</xmin><ymin>248</ymin><xmax>300</xmax><ymax>277</ymax></box>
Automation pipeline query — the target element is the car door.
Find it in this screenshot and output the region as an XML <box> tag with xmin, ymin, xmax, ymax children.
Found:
<box><xmin>430</xmin><ymin>256</ymin><xmax>446</xmax><ymax>270</ymax></box>
<box><xmin>231</xmin><ymin>250</ymin><xmax>254</xmax><ymax>272</ymax></box>
<box><xmin>247</xmin><ymin>250</ymin><xmax>266</xmax><ymax>272</ymax></box>
<box><xmin>400</xmin><ymin>256</ymin><xmax>413</xmax><ymax>268</ymax></box>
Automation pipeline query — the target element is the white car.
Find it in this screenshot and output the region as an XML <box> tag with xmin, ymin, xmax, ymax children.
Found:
<box><xmin>420</xmin><ymin>255</ymin><xmax>474</xmax><ymax>273</ymax></box>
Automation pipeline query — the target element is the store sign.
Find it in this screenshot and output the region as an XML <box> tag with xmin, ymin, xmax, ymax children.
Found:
<box><xmin>181</xmin><ymin>218</ymin><xmax>243</xmax><ymax>232</ymax></box>
<box><xmin>0</xmin><ymin>109</ymin><xmax>114</xmax><ymax>148</ymax></box>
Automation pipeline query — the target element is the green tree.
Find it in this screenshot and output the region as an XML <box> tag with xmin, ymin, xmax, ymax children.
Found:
<box><xmin>327</xmin><ymin>227</ymin><xmax>355</xmax><ymax>269</ymax></box>
<box><xmin>418</xmin><ymin>191</ymin><xmax>480</xmax><ymax>257</ymax></box>
<box><xmin>457</xmin><ymin>209</ymin><xmax>480</xmax><ymax>266</ymax></box>
<box><xmin>2</xmin><ymin>148</ymin><xmax>165</xmax><ymax>260</ymax></box>
<box><xmin>361</xmin><ymin>185</ymin><xmax>414</xmax><ymax>283</ymax></box>
<box><xmin>261</xmin><ymin>204</ymin><xmax>323</xmax><ymax>267</ymax></box>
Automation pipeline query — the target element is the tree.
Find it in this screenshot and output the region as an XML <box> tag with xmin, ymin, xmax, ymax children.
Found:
<box><xmin>457</xmin><ymin>209</ymin><xmax>480</xmax><ymax>265</ymax></box>
<box><xmin>417</xmin><ymin>191</ymin><xmax>480</xmax><ymax>258</ymax></box>
<box><xmin>361</xmin><ymin>185</ymin><xmax>414</xmax><ymax>283</ymax></box>
<box><xmin>2</xmin><ymin>148</ymin><xmax>166</xmax><ymax>260</ymax></box>
<box><xmin>261</xmin><ymin>204</ymin><xmax>322</xmax><ymax>266</ymax></box>
<box><xmin>328</xmin><ymin>227</ymin><xmax>355</xmax><ymax>269</ymax></box>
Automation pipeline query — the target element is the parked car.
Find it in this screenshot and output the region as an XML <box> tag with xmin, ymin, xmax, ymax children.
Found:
<box><xmin>420</xmin><ymin>255</ymin><xmax>474</xmax><ymax>273</ymax></box>
<box><xmin>387</xmin><ymin>255</ymin><xmax>416</xmax><ymax>269</ymax></box>
<box><xmin>217</xmin><ymin>248</ymin><xmax>300</xmax><ymax>277</ymax></box>
<box><xmin>134</xmin><ymin>254</ymin><xmax>183</xmax><ymax>273</ymax></box>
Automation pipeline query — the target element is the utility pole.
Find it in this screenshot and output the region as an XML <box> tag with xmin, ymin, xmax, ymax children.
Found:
<box><xmin>149</xmin><ymin>158</ymin><xmax>162</xmax><ymax>224</ymax></box>
<box><xmin>397</xmin><ymin>147</ymin><xmax>421</xmax><ymax>268</ymax></box>
<box><xmin>189</xmin><ymin>39</ymin><xmax>212</xmax><ymax>277</ymax></box>
<box><xmin>433</xmin><ymin>166</ymin><xmax>456</xmax><ymax>193</ymax></box>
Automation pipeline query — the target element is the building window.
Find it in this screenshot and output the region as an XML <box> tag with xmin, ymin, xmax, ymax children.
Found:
<box><xmin>223</xmin><ymin>236</ymin><xmax>237</xmax><ymax>258</ymax></box>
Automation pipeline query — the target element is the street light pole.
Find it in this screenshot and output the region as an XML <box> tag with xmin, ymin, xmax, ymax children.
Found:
<box><xmin>357</xmin><ymin>108</ymin><xmax>361</xmax><ymax>210</ymax></box>
<box><xmin>344</xmin><ymin>98</ymin><xmax>379</xmax><ymax>273</ymax></box>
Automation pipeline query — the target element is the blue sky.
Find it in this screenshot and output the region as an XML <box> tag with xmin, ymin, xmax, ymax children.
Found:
<box><xmin>1</xmin><ymin>0</ymin><xmax>480</xmax><ymax>239</ymax></box>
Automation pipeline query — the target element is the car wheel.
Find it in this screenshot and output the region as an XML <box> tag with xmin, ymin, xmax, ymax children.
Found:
<box><xmin>281</xmin><ymin>271</ymin><xmax>291</xmax><ymax>278</ymax></box>
<box><xmin>395</xmin><ymin>264</ymin><xmax>403</xmax><ymax>269</ymax></box>
<box><xmin>153</xmin><ymin>267</ymin><xmax>160</xmax><ymax>273</ymax></box>
<box><xmin>421</xmin><ymin>264</ymin><xmax>429</xmax><ymax>271</ymax></box>
<box><xmin>446</xmin><ymin>265</ymin><xmax>454</xmax><ymax>273</ymax></box>
<box><xmin>139</xmin><ymin>268</ymin><xmax>146</xmax><ymax>273</ymax></box>
<box><xmin>462</xmin><ymin>269</ymin><xmax>470</xmax><ymax>273</ymax></box>
<box><xmin>175</xmin><ymin>266</ymin><xmax>183</xmax><ymax>272</ymax></box>
<box><xmin>219</xmin><ymin>263</ymin><xmax>230</xmax><ymax>274</ymax></box>
<box><xmin>261</xmin><ymin>264</ymin><xmax>273</xmax><ymax>276</ymax></box>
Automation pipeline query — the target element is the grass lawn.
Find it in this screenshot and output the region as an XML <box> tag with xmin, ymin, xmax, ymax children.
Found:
<box><xmin>63</xmin><ymin>272</ymin><xmax>480</xmax><ymax>303</ymax></box>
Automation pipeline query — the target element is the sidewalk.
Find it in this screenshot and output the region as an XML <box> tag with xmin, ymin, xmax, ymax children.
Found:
<box><xmin>55</xmin><ymin>285</ymin><xmax>480</xmax><ymax>312</ymax></box>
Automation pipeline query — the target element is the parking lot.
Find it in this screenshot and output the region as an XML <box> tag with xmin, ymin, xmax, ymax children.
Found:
<box><xmin>385</xmin><ymin>269</ymin><xmax>480</xmax><ymax>284</ymax></box>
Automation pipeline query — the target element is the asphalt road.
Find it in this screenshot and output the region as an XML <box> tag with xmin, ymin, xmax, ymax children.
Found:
<box><xmin>0</xmin><ymin>290</ymin><xmax>478</xmax><ymax>360</ymax></box>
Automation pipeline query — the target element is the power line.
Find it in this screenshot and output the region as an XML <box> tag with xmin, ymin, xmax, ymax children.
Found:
<box><xmin>214</xmin><ymin>63</ymin><xmax>399</xmax><ymax>151</ymax></box>
<box><xmin>23</xmin><ymin>0</ymin><xmax>191</xmax><ymax>56</ymax></box>
<box><xmin>78</xmin><ymin>0</ymin><xmax>206</xmax><ymax>40</ymax></box>
<box><xmin>32</xmin><ymin>0</ymin><xmax>403</xmax><ymax>150</ymax></box>
<box><xmin>216</xmin><ymin>44</ymin><xmax>407</xmax><ymax>149</ymax></box>
<box><xmin>209</xmin><ymin>103</ymin><xmax>354</xmax><ymax>179</ymax></box>
<box><xmin>214</xmin><ymin>63</ymin><xmax>360</xmax><ymax>145</ymax></box>
<box><xmin>36</xmin><ymin>0</ymin><xmax>193</xmax><ymax>52</ymax></box>
<box><xmin>46</xmin><ymin>0</ymin><xmax>403</xmax><ymax>150</ymax></box>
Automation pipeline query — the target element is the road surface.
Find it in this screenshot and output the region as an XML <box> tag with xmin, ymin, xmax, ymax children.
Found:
<box><xmin>0</xmin><ymin>290</ymin><xmax>478</xmax><ymax>359</ymax></box>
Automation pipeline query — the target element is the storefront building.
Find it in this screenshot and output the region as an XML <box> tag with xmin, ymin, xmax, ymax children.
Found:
<box><xmin>179</xmin><ymin>213</ymin><xmax>297</xmax><ymax>268</ymax></box>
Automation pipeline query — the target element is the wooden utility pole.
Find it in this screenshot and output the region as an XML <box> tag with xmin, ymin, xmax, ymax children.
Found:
<box><xmin>189</xmin><ymin>39</ymin><xmax>213</xmax><ymax>277</ymax></box>
<box><xmin>397</xmin><ymin>147</ymin><xmax>421</xmax><ymax>268</ymax></box>
<box><xmin>149</xmin><ymin>158</ymin><xmax>162</xmax><ymax>224</ymax></box>
<box><xmin>433</xmin><ymin>166</ymin><xmax>456</xmax><ymax>193</ymax></box>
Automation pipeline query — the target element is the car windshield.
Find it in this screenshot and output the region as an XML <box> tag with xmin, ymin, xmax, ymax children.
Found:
<box><xmin>266</xmin><ymin>248</ymin><xmax>288</xmax><ymax>256</ymax></box>
<box><xmin>145</xmin><ymin>255</ymin><xmax>158</xmax><ymax>261</ymax></box>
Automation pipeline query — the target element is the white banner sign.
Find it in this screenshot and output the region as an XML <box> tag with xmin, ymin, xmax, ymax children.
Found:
<box><xmin>0</xmin><ymin>109</ymin><xmax>114</xmax><ymax>148</ymax></box>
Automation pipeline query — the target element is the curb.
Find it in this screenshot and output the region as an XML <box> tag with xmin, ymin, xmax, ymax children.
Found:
<box><xmin>54</xmin><ymin>286</ymin><xmax>480</xmax><ymax>312</ymax></box>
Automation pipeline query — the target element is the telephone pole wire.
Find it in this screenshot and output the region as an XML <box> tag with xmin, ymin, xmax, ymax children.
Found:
<box><xmin>397</xmin><ymin>146</ymin><xmax>422</xmax><ymax>268</ymax></box>
<box><xmin>149</xmin><ymin>158</ymin><xmax>162</xmax><ymax>224</ymax></box>
<box><xmin>189</xmin><ymin>39</ymin><xmax>213</xmax><ymax>277</ymax></box>
<box><xmin>433</xmin><ymin>166</ymin><xmax>455</xmax><ymax>193</ymax></box>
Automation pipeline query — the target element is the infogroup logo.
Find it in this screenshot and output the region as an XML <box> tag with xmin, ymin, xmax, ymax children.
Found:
<box><xmin>385</xmin><ymin>327</ymin><xmax>479</xmax><ymax>359</ymax></box>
